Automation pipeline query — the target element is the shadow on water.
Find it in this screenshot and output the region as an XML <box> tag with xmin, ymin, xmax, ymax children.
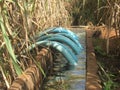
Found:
<box><xmin>42</xmin><ymin>30</ymin><xmax>86</xmax><ymax>90</ymax></box>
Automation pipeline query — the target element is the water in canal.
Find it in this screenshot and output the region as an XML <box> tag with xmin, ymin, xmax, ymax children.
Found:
<box><xmin>42</xmin><ymin>29</ymin><xmax>86</xmax><ymax>90</ymax></box>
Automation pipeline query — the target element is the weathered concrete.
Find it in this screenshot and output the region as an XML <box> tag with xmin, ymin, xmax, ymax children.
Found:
<box><xmin>86</xmin><ymin>30</ymin><xmax>102</xmax><ymax>90</ymax></box>
<box><xmin>9</xmin><ymin>48</ymin><xmax>53</xmax><ymax>90</ymax></box>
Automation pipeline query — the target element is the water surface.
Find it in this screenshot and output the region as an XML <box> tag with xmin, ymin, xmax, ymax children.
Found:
<box><xmin>43</xmin><ymin>29</ymin><xmax>86</xmax><ymax>90</ymax></box>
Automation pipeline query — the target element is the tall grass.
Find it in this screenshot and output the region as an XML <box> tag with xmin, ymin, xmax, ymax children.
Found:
<box><xmin>0</xmin><ymin>0</ymin><xmax>70</xmax><ymax>88</ymax></box>
<box><xmin>98</xmin><ymin>62</ymin><xmax>113</xmax><ymax>90</ymax></box>
<box><xmin>68</xmin><ymin>0</ymin><xmax>120</xmax><ymax>54</ymax></box>
<box><xmin>0</xmin><ymin>13</ymin><xmax>22</xmax><ymax>75</ymax></box>
<box><xmin>0</xmin><ymin>0</ymin><xmax>119</xmax><ymax>89</ymax></box>
<box><xmin>66</xmin><ymin>0</ymin><xmax>102</xmax><ymax>25</ymax></box>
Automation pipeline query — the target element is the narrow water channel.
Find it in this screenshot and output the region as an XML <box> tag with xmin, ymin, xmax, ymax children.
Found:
<box><xmin>42</xmin><ymin>29</ymin><xmax>86</xmax><ymax>90</ymax></box>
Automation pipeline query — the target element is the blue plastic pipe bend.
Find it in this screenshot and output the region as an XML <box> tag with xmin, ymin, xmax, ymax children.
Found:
<box><xmin>36</xmin><ymin>34</ymin><xmax>80</xmax><ymax>55</ymax></box>
<box><xmin>27</xmin><ymin>41</ymin><xmax>78</xmax><ymax>66</ymax></box>
<box><xmin>36</xmin><ymin>27</ymin><xmax>79</xmax><ymax>40</ymax></box>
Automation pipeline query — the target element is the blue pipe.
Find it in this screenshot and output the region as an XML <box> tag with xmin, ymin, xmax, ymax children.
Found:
<box><xmin>45</xmin><ymin>37</ymin><xmax>79</xmax><ymax>55</ymax></box>
<box><xmin>50</xmin><ymin>27</ymin><xmax>79</xmax><ymax>40</ymax></box>
<box><xmin>26</xmin><ymin>41</ymin><xmax>78</xmax><ymax>66</ymax></box>
<box><xmin>36</xmin><ymin>27</ymin><xmax>79</xmax><ymax>40</ymax></box>
<box><xmin>36</xmin><ymin>34</ymin><xmax>80</xmax><ymax>55</ymax></box>
<box><xmin>36</xmin><ymin>33</ymin><xmax>83</xmax><ymax>51</ymax></box>
<box><xmin>55</xmin><ymin>33</ymin><xmax>83</xmax><ymax>50</ymax></box>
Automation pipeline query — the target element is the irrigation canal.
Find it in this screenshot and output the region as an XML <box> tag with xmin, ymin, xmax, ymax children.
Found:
<box><xmin>42</xmin><ymin>29</ymin><xmax>86</xmax><ymax>90</ymax></box>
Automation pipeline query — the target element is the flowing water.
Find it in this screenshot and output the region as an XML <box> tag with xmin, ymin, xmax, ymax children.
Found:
<box><xmin>42</xmin><ymin>29</ymin><xmax>86</xmax><ymax>90</ymax></box>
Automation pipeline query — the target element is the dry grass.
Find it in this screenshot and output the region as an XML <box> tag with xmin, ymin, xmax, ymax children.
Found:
<box><xmin>0</xmin><ymin>0</ymin><xmax>70</xmax><ymax>88</ymax></box>
<box><xmin>0</xmin><ymin>0</ymin><xmax>119</xmax><ymax>89</ymax></box>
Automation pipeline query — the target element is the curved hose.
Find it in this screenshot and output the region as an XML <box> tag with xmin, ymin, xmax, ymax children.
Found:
<box><xmin>45</xmin><ymin>37</ymin><xmax>79</xmax><ymax>55</ymax></box>
<box><xmin>55</xmin><ymin>33</ymin><xmax>83</xmax><ymax>50</ymax></box>
<box><xmin>50</xmin><ymin>27</ymin><xmax>79</xmax><ymax>40</ymax></box>
<box><xmin>26</xmin><ymin>41</ymin><xmax>78</xmax><ymax>66</ymax></box>
<box><xmin>36</xmin><ymin>27</ymin><xmax>79</xmax><ymax>40</ymax></box>
<box><xmin>36</xmin><ymin>33</ymin><xmax>83</xmax><ymax>51</ymax></box>
<box><xmin>36</xmin><ymin>34</ymin><xmax>80</xmax><ymax>55</ymax></box>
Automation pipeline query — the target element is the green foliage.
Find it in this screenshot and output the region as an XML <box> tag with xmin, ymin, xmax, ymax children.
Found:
<box><xmin>0</xmin><ymin>12</ymin><xmax>22</xmax><ymax>75</ymax></box>
<box><xmin>103</xmin><ymin>80</ymin><xmax>114</xmax><ymax>90</ymax></box>
<box><xmin>94</xmin><ymin>46</ymin><xmax>106</xmax><ymax>56</ymax></box>
<box><xmin>33</xmin><ymin>58</ymin><xmax>46</xmax><ymax>77</ymax></box>
<box><xmin>98</xmin><ymin>63</ymin><xmax>119</xmax><ymax>90</ymax></box>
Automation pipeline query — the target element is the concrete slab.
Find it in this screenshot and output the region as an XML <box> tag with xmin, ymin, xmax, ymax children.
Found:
<box><xmin>86</xmin><ymin>30</ymin><xmax>102</xmax><ymax>90</ymax></box>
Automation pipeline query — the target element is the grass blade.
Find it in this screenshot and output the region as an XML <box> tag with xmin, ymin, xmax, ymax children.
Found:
<box><xmin>82</xmin><ymin>0</ymin><xmax>86</xmax><ymax>9</ymax></box>
<box><xmin>0</xmin><ymin>15</ymin><xmax>22</xmax><ymax>75</ymax></box>
<box><xmin>0</xmin><ymin>65</ymin><xmax>10</xmax><ymax>88</ymax></box>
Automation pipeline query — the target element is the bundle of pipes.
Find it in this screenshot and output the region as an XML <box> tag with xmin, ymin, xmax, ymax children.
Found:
<box><xmin>34</xmin><ymin>27</ymin><xmax>83</xmax><ymax>66</ymax></box>
<box><xmin>9</xmin><ymin>27</ymin><xmax>83</xmax><ymax>90</ymax></box>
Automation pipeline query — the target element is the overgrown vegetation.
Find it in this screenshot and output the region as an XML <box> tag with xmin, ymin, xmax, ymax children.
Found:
<box><xmin>0</xmin><ymin>0</ymin><xmax>70</xmax><ymax>89</ymax></box>
<box><xmin>93</xmin><ymin>37</ymin><xmax>120</xmax><ymax>90</ymax></box>
<box><xmin>66</xmin><ymin>0</ymin><xmax>107</xmax><ymax>25</ymax></box>
<box><xmin>71</xmin><ymin>1</ymin><xmax>120</xmax><ymax>89</ymax></box>
<box><xmin>0</xmin><ymin>0</ymin><xmax>120</xmax><ymax>89</ymax></box>
<box><xmin>91</xmin><ymin>1</ymin><xmax>120</xmax><ymax>89</ymax></box>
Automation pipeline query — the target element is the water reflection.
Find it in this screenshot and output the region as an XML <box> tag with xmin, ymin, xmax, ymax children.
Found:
<box><xmin>42</xmin><ymin>31</ymin><xmax>86</xmax><ymax>90</ymax></box>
